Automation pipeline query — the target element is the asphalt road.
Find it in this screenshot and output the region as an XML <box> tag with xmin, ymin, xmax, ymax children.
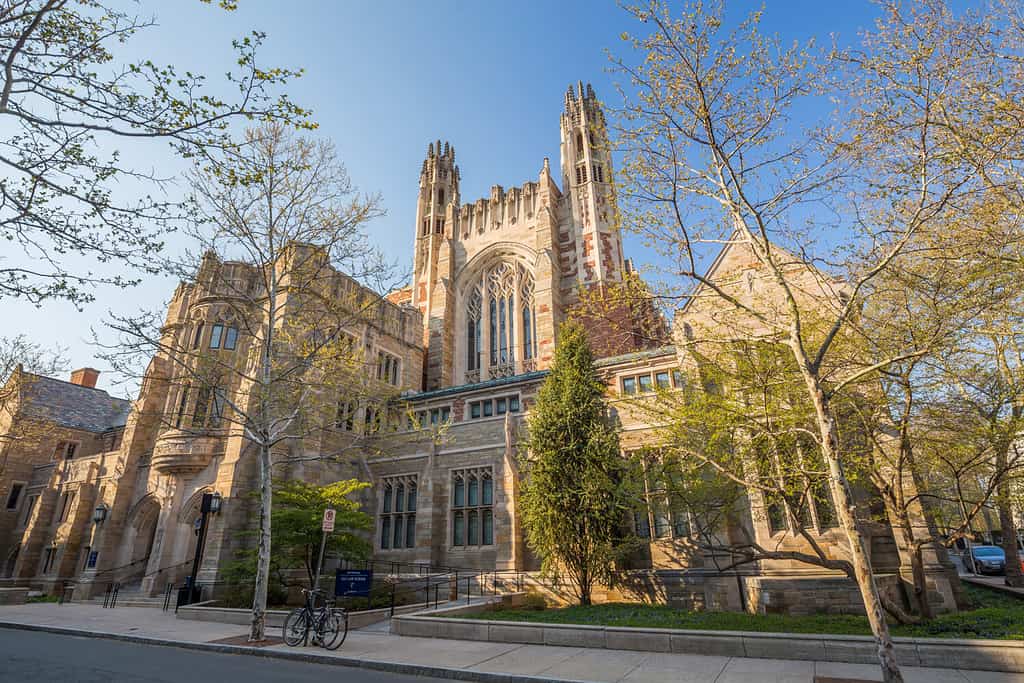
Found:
<box><xmin>0</xmin><ymin>629</ymin><xmax>451</xmax><ymax>683</ymax></box>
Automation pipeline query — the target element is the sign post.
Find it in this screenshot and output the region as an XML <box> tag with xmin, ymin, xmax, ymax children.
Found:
<box><xmin>313</xmin><ymin>508</ymin><xmax>336</xmax><ymax>590</ymax></box>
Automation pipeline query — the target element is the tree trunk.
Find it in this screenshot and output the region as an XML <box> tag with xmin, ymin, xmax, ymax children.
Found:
<box><xmin>996</xmin><ymin>441</ymin><xmax>1023</xmax><ymax>587</ymax></box>
<box><xmin>892</xmin><ymin>503</ymin><xmax>932</xmax><ymax>620</ymax></box>
<box><xmin>805</xmin><ymin>378</ymin><xmax>904</xmax><ymax>682</ymax></box>
<box><xmin>249</xmin><ymin>444</ymin><xmax>273</xmax><ymax>641</ymax></box>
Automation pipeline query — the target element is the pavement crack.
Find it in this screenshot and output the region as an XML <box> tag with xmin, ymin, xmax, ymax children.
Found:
<box><xmin>464</xmin><ymin>643</ymin><xmax>524</xmax><ymax>669</ymax></box>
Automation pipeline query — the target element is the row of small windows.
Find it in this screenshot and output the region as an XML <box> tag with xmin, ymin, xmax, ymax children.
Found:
<box><xmin>620</xmin><ymin>369</ymin><xmax>684</xmax><ymax>396</ymax></box>
<box><xmin>192</xmin><ymin>323</ymin><xmax>238</xmax><ymax>351</ymax></box>
<box><xmin>380</xmin><ymin>476</ymin><xmax>417</xmax><ymax>550</ymax></box>
<box><xmin>468</xmin><ymin>395</ymin><xmax>520</xmax><ymax>420</ymax></box>
<box><xmin>413</xmin><ymin>406</ymin><xmax>451</xmax><ymax>428</ymax></box>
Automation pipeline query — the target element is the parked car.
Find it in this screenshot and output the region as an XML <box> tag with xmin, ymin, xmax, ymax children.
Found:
<box><xmin>963</xmin><ymin>545</ymin><xmax>1006</xmax><ymax>574</ymax></box>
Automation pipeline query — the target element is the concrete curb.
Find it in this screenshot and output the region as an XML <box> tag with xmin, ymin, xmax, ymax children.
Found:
<box><xmin>0</xmin><ymin>621</ymin><xmax>590</xmax><ymax>683</ymax></box>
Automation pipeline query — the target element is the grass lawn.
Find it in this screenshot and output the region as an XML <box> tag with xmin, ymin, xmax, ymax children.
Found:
<box><xmin>454</xmin><ymin>583</ymin><xmax>1024</xmax><ymax>641</ymax></box>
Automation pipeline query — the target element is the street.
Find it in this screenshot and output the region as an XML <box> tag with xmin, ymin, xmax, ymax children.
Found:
<box><xmin>0</xmin><ymin>629</ymin><xmax>449</xmax><ymax>683</ymax></box>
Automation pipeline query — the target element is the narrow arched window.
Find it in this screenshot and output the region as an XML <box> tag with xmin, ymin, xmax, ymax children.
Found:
<box><xmin>521</xmin><ymin>276</ymin><xmax>536</xmax><ymax>361</ymax></box>
<box><xmin>467</xmin><ymin>286</ymin><xmax>482</xmax><ymax>372</ymax></box>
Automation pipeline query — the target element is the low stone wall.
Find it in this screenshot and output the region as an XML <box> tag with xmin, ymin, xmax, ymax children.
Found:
<box><xmin>0</xmin><ymin>588</ymin><xmax>29</xmax><ymax>605</ymax></box>
<box><xmin>522</xmin><ymin>569</ymin><xmax>959</xmax><ymax>617</ymax></box>
<box><xmin>393</xmin><ymin>603</ymin><xmax>1024</xmax><ymax>673</ymax></box>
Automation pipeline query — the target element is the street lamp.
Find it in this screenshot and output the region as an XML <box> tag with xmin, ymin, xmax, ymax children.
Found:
<box><xmin>186</xmin><ymin>491</ymin><xmax>222</xmax><ymax>605</ymax></box>
<box><xmin>92</xmin><ymin>504</ymin><xmax>108</xmax><ymax>524</ymax></box>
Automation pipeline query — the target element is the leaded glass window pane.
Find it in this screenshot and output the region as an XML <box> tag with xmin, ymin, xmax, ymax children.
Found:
<box><xmin>406</xmin><ymin>514</ymin><xmax>416</xmax><ymax>548</ymax></box>
<box><xmin>453</xmin><ymin>511</ymin><xmax>464</xmax><ymax>545</ymax></box>
<box><xmin>209</xmin><ymin>324</ymin><xmax>223</xmax><ymax>349</ymax></box>
<box><xmin>483</xmin><ymin>510</ymin><xmax>493</xmax><ymax>545</ymax></box>
<box><xmin>482</xmin><ymin>476</ymin><xmax>493</xmax><ymax>505</ymax></box>
<box><xmin>393</xmin><ymin>515</ymin><xmax>404</xmax><ymax>548</ymax></box>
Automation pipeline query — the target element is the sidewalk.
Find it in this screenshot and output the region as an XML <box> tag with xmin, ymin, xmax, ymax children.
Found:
<box><xmin>0</xmin><ymin>603</ymin><xmax>1019</xmax><ymax>683</ymax></box>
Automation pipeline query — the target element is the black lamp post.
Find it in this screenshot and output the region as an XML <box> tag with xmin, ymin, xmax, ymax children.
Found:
<box><xmin>92</xmin><ymin>504</ymin><xmax>108</xmax><ymax>524</ymax></box>
<box><xmin>186</xmin><ymin>492</ymin><xmax>222</xmax><ymax>604</ymax></box>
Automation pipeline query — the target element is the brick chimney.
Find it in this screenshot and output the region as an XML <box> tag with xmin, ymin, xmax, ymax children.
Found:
<box><xmin>70</xmin><ymin>368</ymin><xmax>100</xmax><ymax>389</ymax></box>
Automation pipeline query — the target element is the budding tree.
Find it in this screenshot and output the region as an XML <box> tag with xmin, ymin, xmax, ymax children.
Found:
<box><xmin>611</xmin><ymin>1</ymin><xmax>1001</xmax><ymax>680</ymax></box>
<box><xmin>100</xmin><ymin>123</ymin><xmax>409</xmax><ymax>641</ymax></box>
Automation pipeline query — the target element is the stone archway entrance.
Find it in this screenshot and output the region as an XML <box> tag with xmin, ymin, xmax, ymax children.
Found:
<box><xmin>119</xmin><ymin>496</ymin><xmax>160</xmax><ymax>585</ymax></box>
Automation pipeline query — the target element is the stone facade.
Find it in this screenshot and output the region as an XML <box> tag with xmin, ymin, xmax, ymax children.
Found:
<box><xmin>0</xmin><ymin>82</ymin><xmax>962</xmax><ymax>616</ymax></box>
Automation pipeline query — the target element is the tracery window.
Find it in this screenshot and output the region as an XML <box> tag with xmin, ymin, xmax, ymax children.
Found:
<box><xmin>380</xmin><ymin>475</ymin><xmax>417</xmax><ymax>550</ymax></box>
<box><xmin>465</xmin><ymin>261</ymin><xmax>536</xmax><ymax>382</ymax></box>
<box><xmin>451</xmin><ymin>467</ymin><xmax>493</xmax><ymax>547</ymax></box>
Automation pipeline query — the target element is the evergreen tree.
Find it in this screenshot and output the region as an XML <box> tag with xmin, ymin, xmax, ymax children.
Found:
<box><xmin>519</xmin><ymin>322</ymin><xmax>635</xmax><ymax>605</ymax></box>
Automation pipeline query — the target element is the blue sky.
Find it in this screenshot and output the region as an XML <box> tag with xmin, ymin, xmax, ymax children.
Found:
<box><xmin>5</xmin><ymin>0</ymin><xmax>899</xmax><ymax>394</ymax></box>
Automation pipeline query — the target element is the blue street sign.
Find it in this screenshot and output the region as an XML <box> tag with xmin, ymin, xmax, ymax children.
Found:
<box><xmin>335</xmin><ymin>569</ymin><xmax>372</xmax><ymax>597</ymax></box>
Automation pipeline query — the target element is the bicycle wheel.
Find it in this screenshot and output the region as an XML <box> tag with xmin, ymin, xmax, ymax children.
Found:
<box><xmin>282</xmin><ymin>608</ymin><xmax>309</xmax><ymax>647</ymax></box>
<box><xmin>322</xmin><ymin>608</ymin><xmax>349</xmax><ymax>650</ymax></box>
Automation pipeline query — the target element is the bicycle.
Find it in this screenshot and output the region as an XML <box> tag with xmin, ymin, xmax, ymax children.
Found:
<box><xmin>282</xmin><ymin>588</ymin><xmax>348</xmax><ymax>650</ymax></box>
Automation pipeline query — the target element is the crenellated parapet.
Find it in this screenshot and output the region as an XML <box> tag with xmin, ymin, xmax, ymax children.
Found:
<box><xmin>455</xmin><ymin>180</ymin><xmax>543</xmax><ymax>240</ymax></box>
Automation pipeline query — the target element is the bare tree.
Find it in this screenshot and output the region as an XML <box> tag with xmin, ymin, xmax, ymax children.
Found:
<box><xmin>610</xmin><ymin>2</ymin><xmax>1004</xmax><ymax>679</ymax></box>
<box><xmin>99</xmin><ymin>123</ymin><xmax>416</xmax><ymax>641</ymax></box>
<box><xmin>0</xmin><ymin>0</ymin><xmax>310</xmax><ymax>306</ymax></box>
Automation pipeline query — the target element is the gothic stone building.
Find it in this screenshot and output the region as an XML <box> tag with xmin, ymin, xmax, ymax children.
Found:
<box><xmin>0</xmin><ymin>83</ymin><xmax>961</xmax><ymax>615</ymax></box>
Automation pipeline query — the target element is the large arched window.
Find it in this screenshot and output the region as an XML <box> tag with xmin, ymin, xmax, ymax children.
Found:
<box><xmin>465</xmin><ymin>261</ymin><xmax>536</xmax><ymax>382</ymax></box>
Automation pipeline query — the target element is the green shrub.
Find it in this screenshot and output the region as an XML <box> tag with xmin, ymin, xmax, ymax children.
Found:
<box><xmin>520</xmin><ymin>591</ymin><xmax>548</xmax><ymax>611</ymax></box>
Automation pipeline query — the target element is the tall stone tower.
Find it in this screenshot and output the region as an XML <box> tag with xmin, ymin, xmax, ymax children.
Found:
<box><xmin>412</xmin><ymin>141</ymin><xmax>459</xmax><ymax>390</ymax></box>
<box><xmin>559</xmin><ymin>82</ymin><xmax>625</xmax><ymax>292</ymax></box>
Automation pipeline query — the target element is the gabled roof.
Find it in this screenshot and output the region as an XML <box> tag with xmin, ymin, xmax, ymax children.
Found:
<box><xmin>677</xmin><ymin>233</ymin><xmax>848</xmax><ymax>316</ymax></box>
<box><xmin>19</xmin><ymin>373</ymin><xmax>131</xmax><ymax>433</ymax></box>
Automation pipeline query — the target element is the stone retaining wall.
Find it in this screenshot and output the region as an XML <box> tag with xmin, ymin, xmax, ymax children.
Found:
<box><xmin>523</xmin><ymin>569</ymin><xmax>958</xmax><ymax>617</ymax></box>
<box><xmin>392</xmin><ymin>602</ymin><xmax>1024</xmax><ymax>673</ymax></box>
<box><xmin>0</xmin><ymin>588</ymin><xmax>29</xmax><ymax>605</ymax></box>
